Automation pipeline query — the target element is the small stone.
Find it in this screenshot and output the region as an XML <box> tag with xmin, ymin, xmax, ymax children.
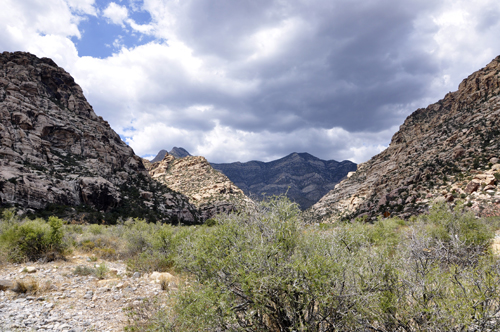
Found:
<box><xmin>123</xmin><ymin>286</ymin><xmax>134</xmax><ymax>293</ymax></box>
<box><xmin>83</xmin><ymin>291</ymin><xmax>93</xmax><ymax>300</ymax></box>
<box><xmin>25</xmin><ymin>266</ymin><xmax>37</xmax><ymax>273</ymax></box>
<box><xmin>132</xmin><ymin>272</ymin><xmax>141</xmax><ymax>279</ymax></box>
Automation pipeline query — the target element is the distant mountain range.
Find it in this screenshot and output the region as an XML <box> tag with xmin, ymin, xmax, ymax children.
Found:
<box><xmin>211</xmin><ymin>153</ymin><xmax>357</xmax><ymax>210</ymax></box>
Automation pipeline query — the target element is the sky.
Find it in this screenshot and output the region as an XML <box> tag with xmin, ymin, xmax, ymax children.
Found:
<box><xmin>1</xmin><ymin>0</ymin><xmax>500</xmax><ymax>163</ymax></box>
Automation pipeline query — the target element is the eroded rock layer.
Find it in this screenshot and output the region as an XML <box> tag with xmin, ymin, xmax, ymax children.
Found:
<box><xmin>311</xmin><ymin>56</ymin><xmax>500</xmax><ymax>222</ymax></box>
<box><xmin>146</xmin><ymin>153</ymin><xmax>253</xmax><ymax>220</ymax></box>
<box><xmin>0</xmin><ymin>51</ymin><xmax>199</xmax><ymax>224</ymax></box>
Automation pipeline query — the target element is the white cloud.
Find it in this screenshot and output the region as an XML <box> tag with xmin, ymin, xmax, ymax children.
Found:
<box><xmin>103</xmin><ymin>2</ymin><xmax>129</xmax><ymax>27</ymax></box>
<box><xmin>123</xmin><ymin>119</ymin><xmax>395</xmax><ymax>164</ymax></box>
<box><xmin>66</xmin><ymin>0</ymin><xmax>97</xmax><ymax>16</ymax></box>
<box><xmin>3</xmin><ymin>0</ymin><xmax>500</xmax><ymax>165</ymax></box>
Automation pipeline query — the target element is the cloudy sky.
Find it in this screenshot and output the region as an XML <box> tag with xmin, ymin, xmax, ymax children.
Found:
<box><xmin>1</xmin><ymin>0</ymin><xmax>500</xmax><ymax>163</ymax></box>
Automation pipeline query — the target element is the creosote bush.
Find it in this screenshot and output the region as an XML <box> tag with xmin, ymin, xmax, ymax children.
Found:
<box><xmin>126</xmin><ymin>197</ymin><xmax>500</xmax><ymax>332</ymax></box>
<box><xmin>0</xmin><ymin>209</ymin><xmax>66</xmax><ymax>262</ymax></box>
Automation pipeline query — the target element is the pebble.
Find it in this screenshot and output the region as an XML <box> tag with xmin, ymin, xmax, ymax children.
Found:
<box><xmin>0</xmin><ymin>258</ymin><xmax>173</xmax><ymax>331</ymax></box>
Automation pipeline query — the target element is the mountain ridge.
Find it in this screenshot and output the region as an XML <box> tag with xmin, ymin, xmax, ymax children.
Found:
<box><xmin>211</xmin><ymin>152</ymin><xmax>356</xmax><ymax>209</ymax></box>
<box><xmin>311</xmin><ymin>56</ymin><xmax>500</xmax><ymax>222</ymax></box>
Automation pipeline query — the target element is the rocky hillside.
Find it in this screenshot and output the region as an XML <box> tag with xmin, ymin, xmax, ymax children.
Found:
<box><xmin>212</xmin><ymin>153</ymin><xmax>357</xmax><ymax>210</ymax></box>
<box><xmin>150</xmin><ymin>147</ymin><xmax>191</xmax><ymax>163</ymax></box>
<box><xmin>311</xmin><ymin>56</ymin><xmax>500</xmax><ymax>222</ymax></box>
<box><xmin>146</xmin><ymin>153</ymin><xmax>253</xmax><ymax>219</ymax></box>
<box><xmin>0</xmin><ymin>52</ymin><xmax>200</xmax><ymax>224</ymax></box>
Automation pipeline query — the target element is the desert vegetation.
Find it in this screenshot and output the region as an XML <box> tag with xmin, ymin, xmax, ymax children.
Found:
<box><xmin>1</xmin><ymin>197</ymin><xmax>500</xmax><ymax>331</ymax></box>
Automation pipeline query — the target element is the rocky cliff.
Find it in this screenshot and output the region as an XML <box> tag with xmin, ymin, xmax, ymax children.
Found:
<box><xmin>212</xmin><ymin>153</ymin><xmax>357</xmax><ymax>210</ymax></box>
<box><xmin>146</xmin><ymin>153</ymin><xmax>253</xmax><ymax>219</ymax></box>
<box><xmin>0</xmin><ymin>51</ymin><xmax>200</xmax><ymax>224</ymax></box>
<box><xmin>311</xmin><ymin>56</ymin><xmax>500</xmax><ymax>222</ymax></box>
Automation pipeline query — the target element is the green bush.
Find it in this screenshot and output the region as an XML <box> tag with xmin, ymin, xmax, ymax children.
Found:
<box><xmin>0</xmin><ymin>212</ymin><xmax>66</xmax><ymax>262</ymax></box>
<box><xmin>130</xmin><ymin>196</ymin><xmax>500</xmax><ymax>332</ymax></box>
<box><xmin>95</xmin><ymin>263</ymin><xmax>109</xmax><ymax>279</ymax></box>
<box><xmin>74</xmin><ymin>265</ymin><xmax>95</xmax><ymax>276</ymax></box>
<box><xmin>420</xmin><ymin>202</ymin><xmax>493</xmax><ymax>246</ymax></box>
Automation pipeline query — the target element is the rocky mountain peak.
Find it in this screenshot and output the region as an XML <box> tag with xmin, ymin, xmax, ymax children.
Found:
<box><xmin>145</xmin><ymin>154</ymin><xmax>253</xmax><ymax>219</ymax></box>
<box><xmin>150</xmin><ymin>147</ymin><xmax>191</xmax><ymax>163</ymax></box>
<box><xmin>311</xmin><ymin>56</ymin><xmax>500</xmax><ymax>222</ymax></box>
<box><xmin>169</xmin><ymin>147</ymin><xmax>191</xmax><ymax>158</ymax></box>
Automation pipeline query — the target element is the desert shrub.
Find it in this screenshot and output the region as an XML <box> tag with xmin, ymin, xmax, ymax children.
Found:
<box><xmin>74</xmin><ymin>265</ymin><xmax>95</xmax><ymax>276</ymax></box>
<box><xmin>126</xmin><ymin>251</ymin><xmax>173</xmax><ymax>273</ymax></box>
<box><xmin>77</xmin><ymin>232</ymin><xmax>121</xmax><ymax>260</ymax></box>
<box><xmin>204</xmin><ymin>218</ymin><xmax>217</xmax><ymax>227</ymax></box>
<box><xmin>88</xmin><ymin>224</ymin><xmax>103</xmax><ymax>235</ymax></box>
<box><xmin>73</xmin><ymin>263</ymin><xmax>108</xmax><ymax>279</ymax></box>
<box><xmin>158</xmin><ymin>196</ymin><xmax>366</xmax><ymax>331</ymax></box>
<box><xmin>0</xmin><ymin>214</ymin><xmax>66</xmax><ymax>262</ymax></box>
<box><xmin>95</xmin><ymin>263</ymin><xmax>109</xmax><ymax>279</ymax></box>
<box><xmin>12</xmin><ymin>278</ymin><xmax>39</xmax><ymax>294</ymax></box>
<box><xmin>124</xmin><ymin>219</ymin><xmax>190</xmax><ymax>273</ymax></box>
<box><xmin>133</xmin><ymin>196</ymin><xmax>500</xmax><ymax>332</ymax></box>
<box><xmin>365</xmin><ymin>217</ymin><xmax>406</xmax><ymax>247</ymax></box>
<box><xmin>419</xmin><ymin>202</ymin><xmax>493</xmax><ymax>247</ymax></box>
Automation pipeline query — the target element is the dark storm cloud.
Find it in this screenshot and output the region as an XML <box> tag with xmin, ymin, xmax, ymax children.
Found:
<box><xmin>142</xmin><ymin>0</ymin><xmax>441</xmax><ymax>135</ymax></box>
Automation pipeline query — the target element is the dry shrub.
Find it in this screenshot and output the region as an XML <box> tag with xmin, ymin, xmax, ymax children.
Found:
<box><xmin>159</xmin><ymin>276</ymin><xmax>169</xmax><ymax>291</ymax></box>
<box><xmin>12</xmin><ymin>278</ymin><xmax>39</xmax><ymax>294</ymax></box>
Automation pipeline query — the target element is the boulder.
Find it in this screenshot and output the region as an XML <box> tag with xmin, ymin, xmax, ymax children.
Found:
<box><xmin>0</xmin><ymin>280</ymin><xmax>13</xmax><ymax>291</ymax></box>
<box><xmin>465</xmin><ymin>181</ymin><xmax>481</xmax><ymax>194</ymax></box>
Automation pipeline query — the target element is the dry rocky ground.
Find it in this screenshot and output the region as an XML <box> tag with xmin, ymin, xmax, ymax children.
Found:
<box><xmin>0</xmin><ymin>254</ymin><xmax>176</xmax><ymax>331</ymax></box>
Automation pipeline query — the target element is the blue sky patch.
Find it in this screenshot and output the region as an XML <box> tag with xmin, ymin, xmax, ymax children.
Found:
<box><xmin>71</xmin><ymin>1</ymin><xmax>155</xmax><ymax>58</ymax></box>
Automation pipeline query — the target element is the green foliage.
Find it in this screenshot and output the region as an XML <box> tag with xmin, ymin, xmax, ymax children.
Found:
<box><xmin>94</xmin><ymin>263</ymin><xmax>108</xmax><ymax>279</ymax></box>
<box><xmin>0</xmin><ymin>213</ymin><xmax>66</xmax><ymax>262</ymax></box>
<box><xmin>420</xmin><ymin>202</ymin><xmax>493</xmax><ymax>246</ymax></box>
<box><xmin>74</xmin><ymin>265</ymin><xmax>95</xmax><ymax>276</ymax></box>
<box><xmin>204</xmin><ymin>218</ymin><xmax>217</xmax><ymax>227</ymax></box>
<box><xmin>132</xmin><ymin>196</ymin><xmax>500</xmax><ymax>332</ymax></box>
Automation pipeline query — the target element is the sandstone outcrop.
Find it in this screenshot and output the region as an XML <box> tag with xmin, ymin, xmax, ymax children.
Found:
<box><xmin>311</xmin><ymin>56</ymin><xmax>500</xmax><ymax>222</ymax></box>
<box><xmin>0</xmin><ymin>52</ymin><xmax>199</xmax><ymax>224</ymax></box>
<box><xmin>146</xmin><ymin>153</ymin><xmax>253</xmax><ymax>219</ymax></box>
<box><xmin>212</xmin><ymin>152</ymin><xmax>357</xmax><ymax>210</ymax></box>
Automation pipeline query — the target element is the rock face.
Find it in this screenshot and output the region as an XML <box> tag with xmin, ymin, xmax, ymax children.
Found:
<box><xmin>211</xmin><ymin>153</ymin><xmax>357</xmax><ymax>210</ymax></box>
<box><xmin>146</xmin><ymin>153</ymin><xmax>253</xmax><ymax>220</ymax></box>
<box><xmin>0</xmin><ymin>51</ymin><xmax>199</xmax><ymax>224</ymax></box>
<box><xmin>311</xmin><ymin>56</ymin><xmax>500</xmax><ymax>222</ymax></box>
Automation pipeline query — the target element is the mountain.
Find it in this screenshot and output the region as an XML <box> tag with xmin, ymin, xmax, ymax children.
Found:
<box><xmin>211</xmin><ymin>153</ymin><xmax>357</xmax><ymax>210</ymax></box>
<box><xmin>145</xmin><ymin>153</ymin><xmax>253</xmax><ymax>219</ymax></box>
<box><xmin>169</xmin><ymin>147</ymin><xmax>191</xmax><ymax>158</ymax></box>
<box><xmin>0</xmin><ymin>52</ymin><xmax>201</xmax><ymax>224</ymax></box>
<box><xmin>151</xmin><ymin>147</ymin><xmax>191</xmax><ymax>162</ymax></box>
<box><xmin>311</xmin><ymin>56</ymin><xmax>500</xmax><ymax>222</ymax></box>
<box><xmin>151</xmin><ymin>149</ymin><xmax>168</xmax><ymax>163</ymax></box>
